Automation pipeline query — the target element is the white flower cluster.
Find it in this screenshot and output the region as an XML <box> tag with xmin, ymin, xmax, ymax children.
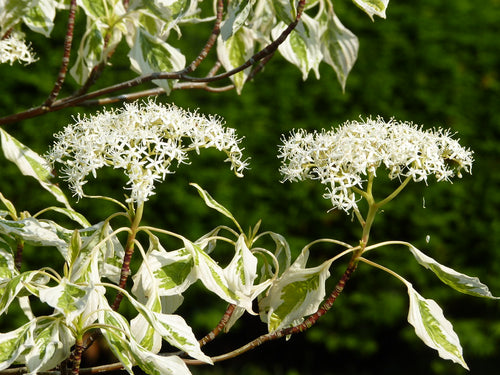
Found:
<box><xmin>278</xmin><ymin>117</ymin><xmax>474</xmax><ymax>212</ymax></box>
<box><xmin>0</xmin><ymin>34</ymin><xmax>37</xmax><ymax>65</ymax></box>
<box><xmin>47</xmin><ymin>100</ymin><xmax>248</xmax><ymax>203</ymax></box>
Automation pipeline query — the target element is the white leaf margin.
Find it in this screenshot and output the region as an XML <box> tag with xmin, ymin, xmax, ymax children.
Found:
<box><xmin>0</xmin><ymin>128</ymin><xmax>72</xmax><ymax>209</ymax></box>
<box><xmin>406</xmin><ymin>282</ymin><xmax>469</xmax><ymax>369</ymax></box>
<box><xmin>408</xmin><ymin>244</ymin><xmax>499</xmax><ymax>299</ymax></box>
<box><xmin>352</xmin><ymin>0</ymin><xmax>390</xmax><ymax>20</ymax></box>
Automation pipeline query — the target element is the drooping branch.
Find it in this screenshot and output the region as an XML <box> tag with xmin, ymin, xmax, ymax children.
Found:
<box><xmin>0</xmin><ymin>0</ymin><xmax>306</xmax><ymax>127</ymax></box>
<box><xmin>185</xmin><ymin>250</ymin><xmax>359</xmax><ymax>365</ymax></box>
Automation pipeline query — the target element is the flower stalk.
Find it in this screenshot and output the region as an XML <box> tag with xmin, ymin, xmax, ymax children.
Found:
<box><xmin>111</xmin><ymin>202</ymin><xmax>143</xmax><ymax>311</ymax></box>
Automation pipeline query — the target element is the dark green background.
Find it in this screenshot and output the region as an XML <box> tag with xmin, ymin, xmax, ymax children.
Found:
<box><xmin>1</xmin><ymin>1</ymin><xmax>499</xmax><ymax>374</ymax></box>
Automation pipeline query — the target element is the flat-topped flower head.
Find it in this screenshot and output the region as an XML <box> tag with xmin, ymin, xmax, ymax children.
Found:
<box><xmin>0</xmin><ymin>33</ymin><xmax>37</xmax><ymax>65</ymax></box>
<box><xmin>47</xmin><ymin>100</ymin><xmax>248</xmax><ymax>204</ymax></box>
<box><xmin>278</xmin><ymin>117</ymin><xmax>473</xmax><ymax>212</ymax></box>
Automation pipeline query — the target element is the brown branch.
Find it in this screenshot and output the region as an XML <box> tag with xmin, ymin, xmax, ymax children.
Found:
<box><xmin>0</xmin><ymin>361</ymin><xmax>125</xmax><ymax>375</ymax></box>
<box><xmin>14</xmin><ymin>239</ymin><xmax>24</xmax><ymax>271</ymax></box>
<box><xmin>199</xmin><ymin>304</ymin><xmax>236</xmax><ymax>347</ymax></box>
<box><xmin>1</xmin><ymin>28</ymin><xmax>14</xmax><ymax>40</ymax></box>
<box><xmin>80</xmin><ymin>82</ymin><xmax>234</xmax><ymax>106</ymax></box>
<box><xmin>71</xmin><ymin>338</ymin><xmax>84</xmax><ymax>375</ymax></box>
<box><xmin>110</xmin><ymin>233</ymin><xmax>136</xmax><ymax>311</ymax></box>
<box><xmin>44</xmin><ymin>0</ymin><xmax>78</xmax><ymax>107</ymax></box>
<box><xmin>184</xmin><ymin>0</ymin><xmax>224</xmax><ymax>74</ymax></box>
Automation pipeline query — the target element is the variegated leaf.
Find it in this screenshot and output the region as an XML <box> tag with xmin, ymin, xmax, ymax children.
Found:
<box><xmin>262</xmin><ymin>248</ymin><xmax>333</xmax><ymax>332</ymax></box>
<box><xmin>0</xmin><ymin>271</ymin><xmax>49</xmax><ymax>315</ymax></box>
<box><xmin>0</xmin><ymin>0</ymin><xmax>32</xmax><ymax>32</ymax></box>
<box><xmin>0</xmin><ymin>128</ymin><xmax>72</xmax><ymax>209</ymax></box>
<box><xmin>272</xmin><ymin>14</ymin><xmax>323</xmax><ymax>80</ymax></box>
<box><xmin>72</xmin><ymin>222</ymin><xmax>124</xmax><ymax>284</ymax></box>
<box><xmin>0</xmin><ymin>320</ymin><xmax>35</xmax><ymax>371</ymax></box>
<box><xmin>352</xmin><ymin>0</ymin><xmax>389</xmax><ymax>20</ymax></box>
<box><xmin>22</xmin><ymin>0</ymin><xmax>57</xmax><ymax>37</ymax></box>
<box><xmin>408</xmin><ymin>244</ymin><xmax>499</xmax><ymax>299</ymax></box>
<box><xmin>272</xmin><ymin>0</ymin><xmax>296</xmax><ymax>24</ymax></box>
<box><xmin>129</xmin><ymin>339</ymin><xmax>193</xmax><ymax>375</ymax></box>
<box><xmin>70</xmin><ymin>19</ymin><xmax>105</xmax><ymax>84</ymax></box>
<box><xmin>77</xmin><ymin>0</ymin><xmax>126</xmax><ymax>21</ymax></box>
<box><xmin>185</xmin><ymin>240</ymin><xmax>240</xmax><ymax>305</ymax></box>
<box><xmin>407</xmin><ymin>283</ymin><xmax>469</xmax><ymax>369</ymax></box>
<box><xmin>0</xmin><ymin>217</ymin><xmax>69</xmax><ymax>258</ymax></box>
<box><xmin>216</xmin><ymin>26</ymin><xmax>254</xmax><ymax>94</ymax></box>
<box><xmin>221</xmin><ymin>0</ymin><xmax>255</xmax><ymax>40</ymax></box>
<box><xmin>319</xmin><ymin>8</ymin><xmax>359</xmax><ymax>91</ymax></box>
<box><xmin>128</xmin><ymin>28</ymin><xmax>186</xmax><ymax>94</ymax></box>
<box><xmin>24</xmin><ymin>318</ymin><xmax>74</xmax><ymax>374</ymax></box>
<box><xmin>38</xmin><ymin>278</ymin><xmax>94</xmax><ymax>323</ymax></box>
<box><xmin>0</xmin><ymin>242</ymin><xmax>15</xmax><ymax>282</ymax></box>
<box><xmin>98</xmin><ymin>307</ymin><xmax>135</xmax><ymax>374</ymax></box>
<box><xmin>190</xmin><ymin>183</ymin><xmax>241</xmax><ymax>231</ymax></box>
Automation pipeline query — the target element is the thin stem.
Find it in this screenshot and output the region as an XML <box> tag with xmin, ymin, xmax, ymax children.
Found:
<box><xmin>377</xmin><ymin>175</ymin><xmax>412</xmax><ymax>207</ymax></box>
<box><xmin>111</xmin><ymin>203</ymin><xmax>144</xmax><ymax>311</ymax></box>
<box><xmin>359</xmin><ymin>173</ymin><xmax>378</xmax><ymax>248</ymax></box>
<box><xmin>44</xmin><ymin>0</ymin><xmax>77</xmax><ymax>107</ymax></box>
<box><xmin>358</xmin><ymin>256</ymin><xmax>409</xmax><ymax>285</ymax></box>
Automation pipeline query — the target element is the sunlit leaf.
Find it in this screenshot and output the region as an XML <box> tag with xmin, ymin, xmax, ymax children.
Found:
<box><xmin>185</xmin><ymin>240</ymin><xmax>239</xmax><ymax>305</ymax></box>
<box><xmin>0</xmin><ymin>271</ymin><xmax>49</xmax><ymax>315</ymax></box>
<box><xmin>221</xmin><ymin>0</ymin><xmax>255</xmax><ymax>40</ymax></box>
<box><xmin>0</xmin><ymin>193</ymin><xmax>16</xmax><ymax>220</ymax></box>
<box><xmin>217</xmin><ymin>26</ymin><xmax>254</xmax><ymax>94</ymax></box>
<box><xmin>352</xmin><ymin>0</ymin><xmax>389</xmax><ymax>20</ymax></box>
<box><xmin>224</xmin><ymin>235</ymin><xmax>272</xmax><ymax>314</ymax></box>
<box><xmin>128</xmin><ymin>28</ymin><xmax>186</xmax><ymax>94</ymax></box>
<box><xmin>70</xmin><ymin>19</ymin><xmax>105</xmax><ymax>84</ymax></box>
<box><xmin>0</xmin><ymin>128</ymin><xmax>72</xmax><ymax>209</ymax></box>
<box><xmin>38</xmin><ymin>278</ymin><xmax>94</xmax><ymax>323</ymax></box>
<box><xmin>0</xmin><ymin>320</ymin><xmax>35</xmax><ymax>371</ymax></box>
<box><xmin>23</xmin><ymin>0</ymin><xmax>57</xmax><ymax>37</ymax></box>
<box><xmin>262</xmin><ymin>248</ymin><xmax>333</xmax><ymax>332</ymax></box>
<box><xmin>129</xmin><ymin>340</ymin><xmax>193</xmax><ymax>375</ymax></box>
<box><xmin>0</xmin><ymin>217</ymin><xmax>69</xmax><ymax>257</ymax></box>
<box><xmin>190</xmin><ymin>183</ymin><xmax>242</xmax><ymax>232</ymax></box>
<box><xmin>134</xmin><ymin>247</ymin><xmax>196</xmax><ymax>299</ymax></box>
<box><xmin>272</xmin><ymin>14</ymin><xmax>323</xmax><ymax>80</ymax></box>
<box><xmin>0</xmin><ymin>0</ymin><xmax>32</xmax><ymax>32</ymax></box>
<box><xmin>103</xmin><ymin>285</ymin><xmax>211</xmax><ymax>364</ymax></box>
<box><xmin>407</xmin><ymin>283</ymin><xmax>469</xmax><ymax>369</ymax></box>
<box><xmin>319</xmin><ymin>8</ymin><xmax>359</xmax><ymax>91</ymax></box>
<box><xmin>0</xmin><ymin>243</ymin><xmax>15</xmax><ymax>282</ymax></box>
<box><xmin>98</xmin><ymin>307</ymin><xmax>135</xmax><ymax>374</ymax></box>
<box><xmin>77</xmin><ymin>0</ymin><xmax>125</xmax><ymax>21</ymax></box>
<box><xmin>408</xmin><ymin>244</ymin><xmax>499</xmax><ymax>299</ymax></box>
<box><xmin>71</xmin><ymin>222</ymin><xmax>124</xmax><ymax>284</ymax></box>
<box><xmin>24</xmin><ymin>317</ymin><xmax>73</xmax><ymax>374</ymax></box>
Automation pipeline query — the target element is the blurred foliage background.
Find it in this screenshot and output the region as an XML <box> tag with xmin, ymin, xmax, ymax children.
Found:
<box><xmin>1</xmin><ymin>0</ymin><xmax>500</xmax><ymax>374</ymax></box>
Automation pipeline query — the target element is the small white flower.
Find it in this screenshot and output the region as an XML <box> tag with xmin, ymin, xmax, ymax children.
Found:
<box><xmin>47</xmin><ymin>100</ymin><xmax>249</xmax><ymax>204</ymax></box>
<box><xmin>278</xmin><ymin>117</ymin><xmax>473</xmax><ymax>212</ymax></box>
<box><xmin>0</xmin><ymin>33</ymin><xmax>37</xmax><ymax>65</ymax></box>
